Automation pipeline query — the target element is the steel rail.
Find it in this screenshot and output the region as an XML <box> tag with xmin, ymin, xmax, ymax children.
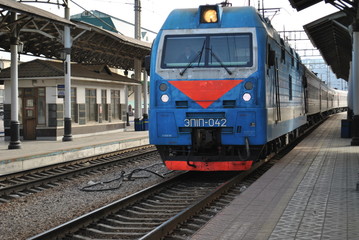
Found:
<box><xmin>0</xmin><ymin>145</ymin><xmax>156</xmax><ymax>201</ymax></box>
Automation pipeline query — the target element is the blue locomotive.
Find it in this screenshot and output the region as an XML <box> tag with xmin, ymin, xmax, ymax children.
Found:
<box><xmin>147</xmin><ymin>4</ymin><xmax>347</xmax><ymax>171</ymax></box>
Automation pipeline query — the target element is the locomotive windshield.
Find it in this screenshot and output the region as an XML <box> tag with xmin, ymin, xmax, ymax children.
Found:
<box><xmin>161</xmin><ymin>33</ymin><xmax>253</xmax><ymax>69</ymax></box>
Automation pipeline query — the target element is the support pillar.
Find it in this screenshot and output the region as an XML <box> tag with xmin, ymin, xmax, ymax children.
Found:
<box><xmin>348</xmin><ymin>62</ymin><xmax>353</xmax><ymax>119</ymax></box>
<box><xmin>134</xmin><ymin>58</ymin><xmax>142</xmax><ymax>119</ymax></box>
<box><xmin>62</xmin><ymin>4</ymin><xmax>72</xmax><ymax>141</ymax></box>
<box><xmin>143</xmin><ymin>70</ymin><xmax>148</xmax><ymax>115</ymax></box>
<box><xmin>8</xmin><ymin>12</ymin><xmax>21</xmax><ymax>150</ymax></box>
<box><xmin>133</xmin><ymin>0</ymin><xmax>142</xmax><ymax>121</ymax></box>
<box><xmin>351</xmin><ymin>26</ymin><xmax>359</xmax><ymax>145</ymax></box>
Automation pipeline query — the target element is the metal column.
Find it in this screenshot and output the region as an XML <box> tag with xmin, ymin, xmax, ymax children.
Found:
<box><xmin>62</xmin><ymin>3</ymin><xmax>72</xmax><ymax>141</ymax></box>
<box><xmin>351</xmin><ymin>25</ymin><xmax>359</xmax><ymax>145</ymax></box>
<box><xmin>8</xmin><ymin>12</ymin><xmax>21</xmax><ymax>149</ymax></box>
<box><xmin>348</xmin><ymin>61</ymin><xmax>353</xmax><ymax>119</ymax></box>
<box><xmin>134</xmin><ymin>0</ymin><xmax>142</xmax><ymax>120</ymax></box>
<box><xmin>134</xmin><ymin>59</ymin><xmax>142</xmax><ymax>119</ymax></box>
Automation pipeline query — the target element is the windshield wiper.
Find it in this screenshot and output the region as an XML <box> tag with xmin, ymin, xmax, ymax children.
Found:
<box><xmin>208</xmin><ymin>47</ymin><xmax>232</xmax><ymax>75</ymax></box>
<box><xmin>179</xmin><ymin>40</ymin><xmax>206</xmax><ymax>76</ymax></box>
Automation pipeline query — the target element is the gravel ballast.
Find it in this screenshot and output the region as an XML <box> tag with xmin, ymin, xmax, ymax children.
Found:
<box><xmin>0</xmin><ymin>156</ymin><xmax>174</xmax><ymax>240</ymax></box>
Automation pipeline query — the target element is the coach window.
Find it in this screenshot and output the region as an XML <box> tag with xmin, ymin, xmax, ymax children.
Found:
<box><xmin>86</xmin><ymin>88</ymin><xmax>97</xmax><ymax>122</ymax></box>
<box><xmin>111</xmin><ymin>90</ymin><xmax>121</xmax><ymax>120</ymax></box>
<box><xmin>289</xmin><ymin>75</ymin><xmax>293</xmax><ymax>101</ymax></box>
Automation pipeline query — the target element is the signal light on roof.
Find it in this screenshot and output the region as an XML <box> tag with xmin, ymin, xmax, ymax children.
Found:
<box><xmin>200</xmin><ymin>6</ymin><xmax>218</xmax><ymax>23</ymax></box>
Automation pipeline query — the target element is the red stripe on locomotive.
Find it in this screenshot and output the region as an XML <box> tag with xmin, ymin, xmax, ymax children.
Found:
<box><xmin>164</xmin><ymin>160</ymin><xmax>253</xmax><ymax>171</ymax></box>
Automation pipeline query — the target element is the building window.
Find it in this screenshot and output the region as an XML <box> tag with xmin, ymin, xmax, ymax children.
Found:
<box><xmin>111</xmin><ymin>90</ymin><xmax>121</xmax><ymax>120</ymax></box>
<box><xmin>71</xmin><ymin>87</ymin><xmax>77</xmax><ymax>122</ymax></box>
<box><xmin>86</xmin><ymin>88</ymin><xmax>97</xmax><ymax>122</ymax></box>
<box><xmin>101</xmin><ymin>89</ymin><xmax>108</xmax><ymax>121</ymax></box>
<box><xmin>38</xmin><ymin>88</ymin><xmax>46</xmax><ymax>125</ymax></box>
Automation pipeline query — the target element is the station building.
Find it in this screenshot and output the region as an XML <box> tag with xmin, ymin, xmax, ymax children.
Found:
<box><xmin>0</xmin><ymin>59</ymin><xmax>140</xmax><ymax>140</ymax></box>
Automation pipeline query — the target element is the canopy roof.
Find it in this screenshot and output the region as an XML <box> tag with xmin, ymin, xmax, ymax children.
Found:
<box><xmin>288</xmin><ymin>0</ymin><xmax>323</xmax><ymax>11</ymax></box>
<box><xmin>304</xmin><ymin>11</ymin><xmax>352</xmax><ymax>80</ymax></box>
<box><xmin>0</xmin><ymin>0</ymin><xmax>151</xmax><ymax>71</ymax></box>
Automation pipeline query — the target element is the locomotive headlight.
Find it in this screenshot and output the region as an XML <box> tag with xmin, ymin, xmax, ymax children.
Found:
<box><xmin>243</xmin><ymin>93</ymin><xmax>251</xmax><ymax>101</ymax></box>
<box><xmin>161</xmin><ymin>94</ymin><xmax>170</xmax><ymax>103</ymax></box>
<box><xmin>202</xmin><ymin>9</ymin><xmax>217</xmax><ymax>22</ymax></box>
<box><xmin>200</xmin><ymin>6</ymin><xmax>218</xmax><ymax>23</ymax></box>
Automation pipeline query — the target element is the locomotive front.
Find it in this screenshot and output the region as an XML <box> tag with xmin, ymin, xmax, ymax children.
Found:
<box><xmin>149</xmin><ymin>5</ymin><xmax>268</xmax><ymax>171</ymax></box>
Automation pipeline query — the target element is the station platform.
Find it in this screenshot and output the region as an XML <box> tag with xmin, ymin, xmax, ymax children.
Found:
<box><xmin>0</xmin><ymin>122</ymin><xmax>149</xmax><ymax>176</ymax></box>
<box><xmin>192</xmin><ymin>112</ymin><xmax>359</xmax><ymax>240</ymax></box>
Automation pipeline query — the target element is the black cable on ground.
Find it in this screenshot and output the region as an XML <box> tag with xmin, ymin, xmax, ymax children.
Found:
<box><xmin>79</xmin><ymin>168</ymin><xmax>165</xmax><ymax>192</ymax></box>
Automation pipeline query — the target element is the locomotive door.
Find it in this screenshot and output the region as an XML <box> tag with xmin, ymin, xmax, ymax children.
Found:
<box><xmin>274</xmin><ymin>58</ymin><xmax>281</xmax><ymax>122</ymax></box>
<box><xmin>302</xmin><ymin>75</ymin><xmax>308</xmax><ymax>113</ymax></box>
<box><xmin>23</xmin><ymin>88</ymin><xmax>37</xmax><ymax>140</ymax></box>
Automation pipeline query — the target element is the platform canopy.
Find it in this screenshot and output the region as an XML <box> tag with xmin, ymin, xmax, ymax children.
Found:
<box><xmin>0</xmin><ymin>0</ymin><xmax>151</xmax><ymax>71</ymax></box>
<box><xmin>289</xmin><ymin>0</ymin><xmax>353</xmax><ymax>81</ymax></box>
<box><xmin>304</xmin><ymin>11</ymin><xmax>352</xmax><ymax>80</ymax></box>
<box><xmin>289</xmin><ymin>0</ymin><xmax>323</xmax><ymax>11</ymax></box>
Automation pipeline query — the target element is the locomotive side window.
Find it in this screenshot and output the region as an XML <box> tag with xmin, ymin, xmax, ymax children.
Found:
<box><xmin>161</xmin><ymin>33</ymin><xmax>253</xmax><ymax>69</ymax></box>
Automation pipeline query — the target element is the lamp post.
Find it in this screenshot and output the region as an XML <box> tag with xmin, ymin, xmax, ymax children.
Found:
<box><xmin>134</xmin><ymin>0</ymin><xmax>142</xmax><ymax>122</ymax></box>
<box><xmin>62</xmin><ymin>1</ymin><xmax>72</xmax><ymax>141</ymax></box>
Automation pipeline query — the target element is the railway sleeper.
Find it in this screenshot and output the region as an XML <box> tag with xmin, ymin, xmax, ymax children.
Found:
<box><xmin>131</xmin><ymin>205</ymin><xmax>184</xmax><ymax>212</ymax></box>
<box><xmin>156</xmin><ymin>193</ymin><xmax>199</xmax><ymax>199</ymax></box>
<box><xmin>138</xmin><ymin>203</ymin><xmax>187</xmax><ymax>209</ymax></box>
<box><xmin>187</xmin><ymin>218</ymin><xmax>208</xmax><ymax>225</ymax></box>
<box><xmin>112</xmin><ymin>214</ymin><xmax>168</xmax><ymax>222</ymax></box>
<box><xmin>151</xmin><ymin>195</ymin><xmax>196</xmax><ymax>202</ymax></box>
<box><xmin>166</xmin><ymin>236</ymin><xmax>190</xmax><ymax>240</ymax></box>
<box><xmin>165</xmin><ymin>189</ymin><xmax>209</xmax><ymax>195</ymax></box>
<box><xmin>171</xmin><ymin>228</ymin><xmax>197</xmax><ymax>236</ymax></box>
<box><xmin>145</xmin><ymin>199</ymin><xmax>190</xmax><ymax>205</ymax></box>
<box><xmin>0</xmin><ymin>197</ymin><xmax>10</xmax><ymax>203</ymax></box>
<box><xmin>79</xmin><ymin>227</ymin><xmax>145</xmax><ymax>238</ymax></box>
<box><xmin>124</xmin><ymin>209</ymin><xmax>177</xmax><ymax>217</ymax></box>
<box><xmin>178</xmin><ymin>222</ymin><xmax>203</xmax><ymax>230</ymax></box>
<box><xmin>93</xmin><ymin>223</ymin><xmax>153</xmax><ymax>232</ymax></box>
<box><xmin>101</xmin><ymin>219</ymin><xmax>159</xmax><ymax>227</ymax></box>
<box><xmin>9</xmin><ymin>194</ymin><xmax>22</xmax><ymax>198</ymax></box>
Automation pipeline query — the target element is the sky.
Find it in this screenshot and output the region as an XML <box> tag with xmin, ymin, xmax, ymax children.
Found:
<box><xmin>3</xmin><ymin>0</ymin><xmax>339</xmax><ymax>61</ymax></box>
<box><xmin>34</xmin><ymin>0</ymin><xmax>338</xmax><ymax>33</ymax></box>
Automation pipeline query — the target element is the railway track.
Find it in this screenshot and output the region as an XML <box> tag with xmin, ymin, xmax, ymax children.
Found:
<box><xmin>0</xmin><ymin>145</ymin><xmax>157</xmax><ymax>203</ymax></box>
<box><xmin>29</xmin><ymin>156</ymin><xmax>271</xmax><ymax>240</ymax></box>
<box><xmin>27</xmin><ymin>117</ymin><xmax>327</xmax><ymax>240</ymax></box>
<box><xmin>29</xmin><ymin>116</ymin><xmax>324</xmax><ymax>240</ymax></box>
